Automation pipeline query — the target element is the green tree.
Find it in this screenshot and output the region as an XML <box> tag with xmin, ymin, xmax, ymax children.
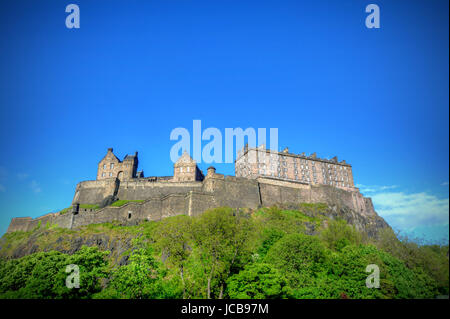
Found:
<box><xmin>96</xmin><ymin>247</ymin><xmax>180</xmax><ymax>299</ymax></box>
<box><xmin>320</xmin><ymin>219</ymin><xmax>362</xmax><ymax>251</ymax></box>
<box><xmin>226</xmin><ymin>263</ymin><xmax>289</xmax><ymax>299</ymax></box>
<box><xmin>191</xmin><ymin>207</ymin><xmax>256</xmax><ymax>299</ymax></box>
<box><xmin>56</xmin><ymin>246</ymin><xmax>110</xmax><ymax>298</ymax></box>
<box><xmin>154</xmin><ymin>215</ymin><xmax>192</xmax><ymax>298</ymax></box>
<box><xmin>264</xmin><ymin>233</ymin><xmax>327</xmax><ymax>288</ymax></box>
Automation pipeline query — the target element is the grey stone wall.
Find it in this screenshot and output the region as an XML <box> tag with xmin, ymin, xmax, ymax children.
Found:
<box><xmin>117</xmin><ymin>179</ymin><xmax>202</xmax><ymax>201</ymax></box>
<box><xmin>72</xmin><ymin>179</ymin><xmax>120</xmax><ymax>205</ymax></box>
<box><xmin>6</xmin><ymin>172</ymin><xmax>379</xmax><ymax>233</ymax></box>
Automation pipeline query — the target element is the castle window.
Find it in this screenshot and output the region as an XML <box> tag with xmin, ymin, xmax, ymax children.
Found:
<box><xmin>109</xmin><ymin>172</ymin><xmax>113</xmax><ymax>177</ymax></box>
<box><xmin>180</xmin><ymin>167</ymin><xmax>183</xmax><ymax>173</ymax></box>
<box><xmin>110</xmin><ymin>163</ymin><xmax>114</xmax><ymax>169</ymax></box>
<box><xmin>103</xmin><ymin>164</ymin><xmax>106</xmax><ymax>169</ymax></box>
<box><xmin>102</xmin><ymin>173</ymin><xmax>105</xmax><ymax>177</ymax></box>
<box><xmin>187</xmin><ymin>167</ymin><xmax>190</xmax><ymax>172</ymax></box>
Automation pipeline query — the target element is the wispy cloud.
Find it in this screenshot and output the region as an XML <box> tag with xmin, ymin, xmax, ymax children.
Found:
<box><xmin>371</xmin><ymin>191</ymin><xmax>449</xmax><ymax>229</ymax></box>
<box><xmin>441</xmin><ymin>181</ymin><xmax>449</xmax><ymax>186</ymax></box>
<box><xmin>356</xmin><ymin>184</ymin><xmax>398</xmax><ymax>193</ymax></box>
<box><xmin>360</xmin><ymin>184</ymin><xmax>449</xmax><ymax>243</ymax></box>
<box><xmin>17</xmin><ymin>173</ymin><xmax>29</xmax><ymax>181</ymax></box>
<box><xmin>30</xmin><ymin>180</ymin><xmax>42</xmax><ymax>193</ymax></box>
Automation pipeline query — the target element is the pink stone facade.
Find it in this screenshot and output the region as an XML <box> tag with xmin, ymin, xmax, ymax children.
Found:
<box><xmin>235</xmin><ymin>145</ymin><xmax>355</xmax><ymax>190</ymax></box>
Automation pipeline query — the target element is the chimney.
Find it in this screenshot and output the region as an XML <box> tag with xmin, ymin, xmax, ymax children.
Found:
<box><xmin>107</xmin><ymin>148</ymin><xmax>113</xmax><ymax>153</ymax></box>
<box><xmin>332</xmin><ymin>156</ymin><xmax>338</xmax><ymax>162</ymax></box>
<box><xmin>311</xmin><ymin>152</ymin><xmax>317</xmax><ymax>159</ymax></box>
<box><xmin>282</xmin><ymin>147</ymin><xmax>289</xmax><ymax>153</ymax></box>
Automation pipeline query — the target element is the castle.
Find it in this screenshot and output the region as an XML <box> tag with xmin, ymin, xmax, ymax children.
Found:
<box><xmin>6</xmin><ymin>146</ymin><xmax>381</xmax><ymax>234</ymax></box>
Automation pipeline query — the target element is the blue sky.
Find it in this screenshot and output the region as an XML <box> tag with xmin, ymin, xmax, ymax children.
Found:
<box><xmin>0</xmin><ymin>0</ymin><xmax>448</xmax><ymax>243</ymax></box>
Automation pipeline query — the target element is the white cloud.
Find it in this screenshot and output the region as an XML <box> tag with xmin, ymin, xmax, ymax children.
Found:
<box><xmin>30</xmin><ymin>180</ymin><xmax>42</xmax><ymax>193</ymax></box>
<box><xmin>367</xmin><ymin>189</ymin><xmax>449</xmax><ymax>231</ymax></box>
<box><xmin>441</xmin><ymin>181</ymin><xmax>449</xmax><ymax>186</ymax></box>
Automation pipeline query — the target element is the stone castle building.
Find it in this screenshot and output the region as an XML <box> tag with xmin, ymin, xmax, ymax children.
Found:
<box><xmin>97</xmin><ymin>148</ymin><xmax>141</xmax><ymax>181</ymax></box>
<box><xmin>235</xmin><ymin>145</ymin><xmax>355</xmax><ymax>189</ymax></box>
<box><xmin>6</xmin><ymin>146</ymin><xmax>388</xmax><ymax>235</ymax></box>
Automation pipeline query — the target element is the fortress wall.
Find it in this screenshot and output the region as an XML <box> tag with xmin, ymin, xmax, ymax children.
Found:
<box><xmin>71</xmin><ymin>207</ymin><xmax>122</xmax><ymax>228</ymax></box>
<box><xmin>309</xmin><ymin>184</ymin><xmax>375</xmax><ymax>215</ymax></box>
<box><xmin>6</xmin><ymin>217</ymin><xmax>33</xmax><ymax>233</ymax></box>
<box><xmin>51</xmin><ymin>213</ymin><xmax>73</xmax><ymax>229</ymax></box>
<box><xmin>24</xmin><ymin>214</ymin><xmax>55</xmax><ymax>231</ymax></box>
<box><xmin>257</xmin><ymin>178</ymin><xmax>373</xmax><ymax>215</ymax></box>
<box><xmin>187</xmin><ymin>192</ymin><xmax>216</xmax><ymax>217</ymax></box>
<box><xmin>116</xmin><ymin>180</ymin><xmax>202</xmax><ymax>201</ymax></box>
<box><xmin>205</xmin><ymin>176</ymin><xmax>261</xmax><ymax>209</ymax></box>
<box><xmin>161</xmin><ymin>194</ymin><xmax>188</xmax><ymax>219</ymax></box>
<box><xmin>72</xmin><ymin>179</ymin><xmax>119</xmax><ymax>205</ymax></box>
<box><xmin>6</xmin><ymin>212</ymin><xmax>73</xmax><ymax>233</ymax></box>
<box><xmin>6</xmin><ymin>175</ymin><xmax>378</xmax><ymax>233</ymax></box>
<box><xmin>139</xmin><ymin>198</ymin><xmax>163</xmax><ymax>221</ymax></box>
<box><xmin>258</xmin><ymin>178</ymin><xmax>311</xmax><ymax>207</ymax></box>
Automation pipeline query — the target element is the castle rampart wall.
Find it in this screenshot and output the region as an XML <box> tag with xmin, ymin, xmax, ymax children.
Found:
<box><xmin>72</xmin><ymin>179</ymin><xmax>120</xmax><ymax>205</ymax></box>
<box><xmin>117</xmin><ymin>180</ymin><xmax>202</xmax><ymax>201</ymax></box>
<box><xmin>6</xmin><ymin>175</ymin><xmax>377</xmax><ymax>233</ymax></box>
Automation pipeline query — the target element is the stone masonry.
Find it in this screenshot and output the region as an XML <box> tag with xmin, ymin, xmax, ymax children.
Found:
<box><xmin>6</xmin><ymin>147</ymin><xmax>383</xmax><ymax>234</ymax></box>
<box><xmin>235</xmin><ymin>144</ymin><xmax>355</xmax><ymax>190</ymax></box>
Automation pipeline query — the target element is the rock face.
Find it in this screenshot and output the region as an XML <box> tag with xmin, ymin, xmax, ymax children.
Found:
<box><xmin>0</xmin><ymin>228</ymin><xmax>136</xmax><ymax>265</ymax></box>
<box><xmin>0</xmin><ymin>202</ymin><xmax>391</xmax><ymax>263</ymax></box>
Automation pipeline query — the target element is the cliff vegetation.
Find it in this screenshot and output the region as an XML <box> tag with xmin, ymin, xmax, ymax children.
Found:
<box><xmin>0</xmin><ymin>204</ymin><xmax>448</xmax><ymax>299</ymax></box>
